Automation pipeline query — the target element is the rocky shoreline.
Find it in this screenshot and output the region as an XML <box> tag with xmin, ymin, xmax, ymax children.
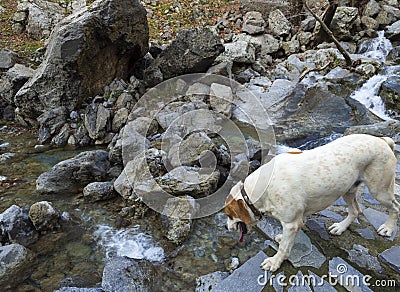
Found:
<box><xmin>1</xmin><ymin>0</ymin><xmax>400</xmax><ymax>291</ymax></box>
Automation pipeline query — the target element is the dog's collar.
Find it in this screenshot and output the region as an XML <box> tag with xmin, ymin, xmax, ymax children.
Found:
<box><xmin>240</xmin><ymin>184</ymin><xmax>263</xmax><ymax>220</ymax></box>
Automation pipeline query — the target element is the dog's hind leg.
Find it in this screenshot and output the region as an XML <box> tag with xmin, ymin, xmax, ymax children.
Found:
<box><xmin>260</xmin><ymin>219</ymin><xmax>302</xmax><ymax>272</ymax></box>
<box><xmin>370</xmin><ymin>177</ymin><xmax>399</xmax><ymax>237</ymax></box>
<box><xmin>364</xmin><ymin>159</ymin><xmax>399</xmax><ymax>237</ymax></box>
<box><xmin>329</xmin><ymin>184</ymin><xmax>361</xmax><ymax>235</ymax></box>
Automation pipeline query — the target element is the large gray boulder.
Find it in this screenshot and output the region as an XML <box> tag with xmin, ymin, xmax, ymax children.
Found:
<box><xmin>15</xmin><ymin>0</ymin><xmax>149</xmax><ymax>125</ymax></box>
<box><xmin>0</xmin><ymin>244</ymin><xmax>34</xmax><ymax>288</ymax></box>
<box><xmin>273</xmin><ymin>84</ymin><xmax>375</xmax><ymax>144</ymax></box>
<box><xmin>36</xmin><ymin>150</ymin><xmax>110</xmax><ymax>195</ymax></box>
<box><xmin>144</xmin><ymin>27</ymin><xmax>224</xmax><ymax>85</ymax></box>
<box><xmin>345</xmin><ymin>120</ymin><xmax>400</xmax><ymax>142</ymax></box>
<box><xmin>102</xmin><ymin>257</ymin><xmax>155</xmax><ymax>292</ymax></box>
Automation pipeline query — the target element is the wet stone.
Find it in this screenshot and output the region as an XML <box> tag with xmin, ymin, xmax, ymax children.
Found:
<box><xmin>354</xmin><ymin>227</ymin><xmax>375</xmax><ymax>240</ymax></box>
<box><xmin>270</xmin><ymin>271</ymin><xmax>284</xmax><ymax>292</ymax></box>
<box><xmin>378</xmin><ymin>245</ymin><xmax>400</xmax><ymax>274</ymax></box>
<box><xmin>305</xmin><ymin>218</ymin><xmax>330</xmax><ymax>240</ymax></box>
<box><xmin>0</xmin><ymin>205</ymin><xmax>38</xmax><ymax>246</ymax></box>
<box><xmin>346</xmin><ymin>244</ymin><xmax>385</xmax><ymax>275</ymax></box>
<box><xmin>362</xmin><ymin>187</ymin><xmax>380</xmax><ymax>204</ymax></box>
<box><xmin>257</xmin><ymin>217</ymin><xmax>326</xmax><ymax>268</ymax></box>
<box><xmin>363</xmin><ymin>207</ymin><xmax>398</xmax><ymax>241</ymax></box>
<box><xmin>332</xmin><ymin>197</ymin><xmax>347</xmax><ymax>206</ymax></box>
<box><xmin>195</xmin><ymin>271</ymin><xmax>229</xmax><ymax>292</ymax></box>
<box><xmin>211</xmin><ymin>251</ymin><xmax>268</xmax><ymax>292</ymax></box>
<box><xmin>317</xmin><ymin>210</ymin><xmax>343</xmax><ymax>222</ymax></box>
<box><xmin>329</xmin><ymin>257</ymin><xmax>373</xmax><ymax>292</ymax></box>
<box><xmin>308</xmin><ymin>270</ymin><xmax>336</xmax><ymax>292</ymax></box>
<box><xmin>287</xmin><ymin>270</ymin><xmax>312</xmax><ymax>292</ymax></box>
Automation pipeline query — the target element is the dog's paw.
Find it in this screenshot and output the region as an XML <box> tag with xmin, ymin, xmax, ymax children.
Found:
<box><xmin>274</xmin><ymin>234</ymin><xmax>282</xmax><ymax>243</ymax></box>
<box><xmin>377</xmin><ymin>224</ymin><xmax>394</xmax><ymax>237</ymax></box>
<box><xmin>328</xmin><ymin>222</ymin><xmax>346</xmax><ymax>235</ymax></box>
<box><xmin>260</xmin><ymin>257</ymin><xmax>281</xmax><ymax>272</ymax></box>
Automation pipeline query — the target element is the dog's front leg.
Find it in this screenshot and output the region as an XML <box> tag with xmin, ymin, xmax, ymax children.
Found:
<box><xmin>260</xmin><ymin>221</ymin><xmax>301</xmax><ymax>272</ymax></box>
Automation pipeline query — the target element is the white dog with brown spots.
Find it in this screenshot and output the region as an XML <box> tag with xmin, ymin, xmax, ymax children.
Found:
<box><xmin>225</xmin><ymin>134</ymin><xmax>399</xmax><ymax>272</ymax></box>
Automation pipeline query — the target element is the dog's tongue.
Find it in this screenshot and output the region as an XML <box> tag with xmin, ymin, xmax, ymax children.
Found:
<box><xmin>239</xmin><ymin>224</ymin><xmax>244</xmax><ymax>242</ymax></box>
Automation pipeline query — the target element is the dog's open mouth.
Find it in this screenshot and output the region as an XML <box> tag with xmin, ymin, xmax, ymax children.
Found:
<box><xmin>238</xmin><ymin>222</ymin><xmax>248</xmax><ymax>242</ymax></box>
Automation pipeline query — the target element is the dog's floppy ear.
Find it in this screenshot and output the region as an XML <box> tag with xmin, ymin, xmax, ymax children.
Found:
<box><xmin>224</xmin><ymin>199</ymin><xmax>251</xmax><ymax>225</ymax></box>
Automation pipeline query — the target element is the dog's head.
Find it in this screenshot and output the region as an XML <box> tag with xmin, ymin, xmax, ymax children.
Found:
<box><xmin>224</xmin><ymin>182</ymin><xmax>253</xmax><ymax>242</ymax></box>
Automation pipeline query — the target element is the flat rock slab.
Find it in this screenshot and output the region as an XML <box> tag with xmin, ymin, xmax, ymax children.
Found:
<box><xmin>354</xmin><ymin>227</ymin><xmax>375</xmax><ymax>240</ymax></box>
<box><xmin>363</xmin><ymin>207</ymin><xmax>398</xmax><ymax>241</ymax></box>
<box><xmin>378</xmin><ymin>245</ymin><xmax>400</xmax><ymax>274</ymax></box>
<box><xmin>270</xmin><ymin>271</ymin><xmax>284</xmax><ymax>292</ymax></box>
<box><xmin>257</xmin><ymin>217</ymin><xmax>326</xmax><ymax>268</ymax></box>
<box><xmin>329</xmin><ymin>257</ymin><xmax>373</xmax><ymax>292</ymax></box>
<box><xmin>287</xmin><ymin>271</ymin><xmax>312</xmax><ymax>292</ymax></box>
<box><xmin>308</xmin><ymin>270</ymin><xmax>336</xmax><ymax>292</ymax></box>
<box><xmin>333</xmin><ymin>197</ymin><xmax>347</xmax><ymax>206</ymax></box>
<box><xmin>347</xmin><ymin>245</ymin><xmax>385</xmax><ymax>275</ymax></box>
<box><xmin>362</xmin><ymin>187</ymin><xmax>380</xmax><ymax>205</ymax></box>
<box><xmin>306</xmin><ymin>218</ymin><xmax>330</xmax><ymax>240</ymax></box>
<box><xmin>317</xmin><ymin>210</ymin><xmax>343</xmax><ymax>222</ymax></box>
<box><xmin>211</xmin><ymin>251</ymin><xmax>268</xmax><ymax>292</ymax></box>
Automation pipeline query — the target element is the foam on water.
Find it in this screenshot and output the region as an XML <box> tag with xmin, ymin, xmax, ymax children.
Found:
<box><xmin>350</xmin><ymin>74</ymin><xmax>391</xmax><ymax>120</ymax></box>
<box><xmin>358</xmin><ymin>31</ymin><xmax>393</xmax><ymax>61</ymax></box>
<box><xmin>93</xmin><ymin>225</ymin><xmax>164</xmax><ymax>262</ymax></box>
<box><xmin>351</xmin><ymin>31</ymin><xmax>396</xmax><ymax>120</ymax></box>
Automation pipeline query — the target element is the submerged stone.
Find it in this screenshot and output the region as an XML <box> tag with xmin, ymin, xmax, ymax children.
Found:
<box><xmin>378</xmin><ymin>245</ymin><xmax>400</xmax><ymax>274</ymax></box>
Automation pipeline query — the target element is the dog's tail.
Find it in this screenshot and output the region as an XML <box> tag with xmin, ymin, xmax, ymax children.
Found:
<box><xmin>380</xmin><ymin>137</ymin><xmax>395</xmax><ymax>152</ymax></box>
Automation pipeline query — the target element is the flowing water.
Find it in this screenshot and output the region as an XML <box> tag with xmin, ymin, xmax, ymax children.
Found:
<box><xmin>351</xmin><ymin>31</ymin><xmax>398</xmax><ymax>120</ymax></box>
